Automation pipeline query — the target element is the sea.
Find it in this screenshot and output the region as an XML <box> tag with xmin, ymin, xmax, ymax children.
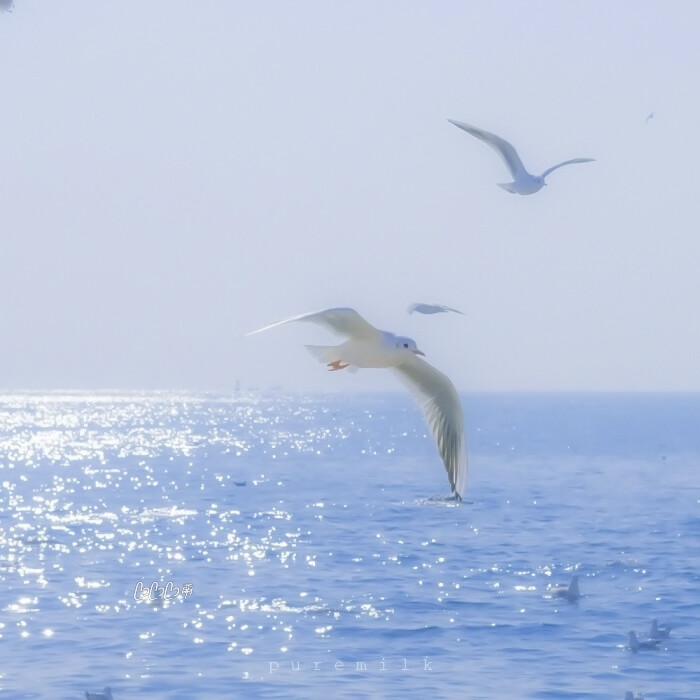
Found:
<box><xmin>0</xmin><ymin>391</ymin><xmax>698</xmax><ymax>700</ymax></box>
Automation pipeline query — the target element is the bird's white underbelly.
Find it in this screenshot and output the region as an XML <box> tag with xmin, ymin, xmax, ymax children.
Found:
<box><xmin>340</xmin><ymin>340</ymin><xmax>401</xmax><ymax>368</ymax></box>
<box><xmin>513</xmin><ymin>176</ymin><xmax>544</xmax><ymax>194</ymax></box>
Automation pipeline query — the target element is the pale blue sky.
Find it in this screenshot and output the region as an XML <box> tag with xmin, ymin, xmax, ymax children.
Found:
<box><xmin>1</xmin><ymin>1</ymin><xmax>699</xmax><ymax>391</ymax></box>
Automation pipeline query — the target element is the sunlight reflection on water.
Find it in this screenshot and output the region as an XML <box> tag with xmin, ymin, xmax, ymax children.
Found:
<box><xmin>0</xmin><ymin>392</ymin><xmax>698</xmax><ymax>698</ymax></box>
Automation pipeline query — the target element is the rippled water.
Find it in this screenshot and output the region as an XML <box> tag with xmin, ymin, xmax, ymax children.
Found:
<box><xmin>0</xmin><ymin>392</ymin><xmax>698</xmax><ymax>699</ymax></box>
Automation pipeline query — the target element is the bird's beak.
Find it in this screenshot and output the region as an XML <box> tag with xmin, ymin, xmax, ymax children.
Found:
<box><xmin>412</xmin><ymin>349</ymin><xmax>425</xmax><ymax>356</ymax></box>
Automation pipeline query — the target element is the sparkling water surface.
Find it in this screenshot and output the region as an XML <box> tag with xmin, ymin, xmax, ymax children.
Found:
<box><xmin>0</xmin><ymin>392</ymin><xmax>698</xmax><ymax>699</ymax></box>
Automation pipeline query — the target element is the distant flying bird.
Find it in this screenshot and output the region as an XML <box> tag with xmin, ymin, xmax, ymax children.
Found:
<box><xmin>407</xmin><ymin>303</ymin><xmax>464</xmax><ymax>316</ymax></box>
<box><xmin>0</xmin><ymin>0</ymin><xmax>14</xmax><ymax>12</ymax></box>
<box><xmin>645</xmin><ymin>112</ymin><xmax>655</xmax><ymax>124</ymax></box>
<box><xmin>246</xmin><ymin>307</ymin><xmax>467</xmax><ymax>500</ymax></box>
<box><xmin>649</xmin><ymin>618</ymin><xmax>671</xmax><ymax>639</ymax></box>
<box><xmin>546</xmin><ymin>575</ymin><xmax>581</xmax><ymax>602</ymax></box>
<box><xmin>627</xmin><ymin>630</ymin><xmax>660</xmax><ymax>652</ymax></box>
<box><xmin>448</xmin><ymin>119</ymin><xmax>594</xmax><ymax>195</ymax></box>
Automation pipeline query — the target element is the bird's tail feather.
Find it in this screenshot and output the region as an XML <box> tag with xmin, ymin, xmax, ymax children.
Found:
<box><xmin>497</xmin><ymin>182</ymin><xmax>517</xmax><ymax>193</ymax></box>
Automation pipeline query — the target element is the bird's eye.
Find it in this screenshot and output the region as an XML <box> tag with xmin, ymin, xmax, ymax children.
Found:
<box><xmin>403</xmin><ymin>343</ymin><xmax>409</xmax><ymax>348</ymax></box>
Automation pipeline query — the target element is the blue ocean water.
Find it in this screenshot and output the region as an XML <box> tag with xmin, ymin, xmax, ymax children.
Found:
<box><xmin>0</xmin><ymin>392</ymin><xmax>698</xmax><ymax>699</ymax></box>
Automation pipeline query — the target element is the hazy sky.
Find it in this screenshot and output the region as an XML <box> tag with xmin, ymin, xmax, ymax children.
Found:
<box><xmin>2</xmin><ymin>1</ymin><xmax>699</xmax><ymax>392</ymax></box>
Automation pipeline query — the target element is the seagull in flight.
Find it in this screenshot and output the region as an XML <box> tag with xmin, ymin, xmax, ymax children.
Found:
<box><xmin>407</xmin><ymin>303</ymin><xmax>463</xmax><ymax>316</ymax></box>
<box><xmin>246</xmin><ymin>307</ymin><xmax>467</xmax><ymax>500</ymax></box>
<box><xmin>448</xmin><ymin>119</ymin><xmax>594</xmax><ymax>195</ymax></box>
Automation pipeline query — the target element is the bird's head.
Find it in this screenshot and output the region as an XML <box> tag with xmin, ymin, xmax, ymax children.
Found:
<box><xmin>395</xmin><ymin>336</ymin><xmax>425</xmax><ymax>356</ymax></box>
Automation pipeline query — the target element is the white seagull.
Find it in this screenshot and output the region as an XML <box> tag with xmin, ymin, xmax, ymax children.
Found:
<box><xmin>546</xmin><ymin>575</ymin><xmax>581</xmax><ymax>602</ymax></box>
<box><xmin>246</xmin><ymin>307</ymin><xmax>467</xmax><ymax>500</ymax></box>
<box><xmin>627</xmin><ymin>631</ymin><xmax>660</xmax><ymax>652</ymax></box>
<box><xmin>448</xmin><ymin>119</ymin><xmax>594</xmax><ymax>195</ymax></box>
<box><xmin>407</xmin><ymin>303</ymin><xmax>464</xmax><ymax>316</ymax></box>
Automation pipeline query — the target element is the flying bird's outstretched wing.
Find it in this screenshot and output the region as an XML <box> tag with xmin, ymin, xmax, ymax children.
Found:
<box><xmin>448</xmin><ymin>119</ymin><xmax>527</xmax><ymax>179</ymax></box>
<box><xmin>540</xmin><ymin>158</ymin><xmax>594</xmax><ymax>179</ymax></box>
<box><xmin>394</xmin><ymin>355</ymin><xmax>467</xmax><ymax>500</ymax></box>
<box><xmin>245</xmin><ymin>307</ymin><xmax>380</xmax><ymax>340</ymax></box>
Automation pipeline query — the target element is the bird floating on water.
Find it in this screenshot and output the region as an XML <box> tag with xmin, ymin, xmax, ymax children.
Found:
<box><xmin>407</xmin><ymin>303</ymin><xmax>464</xmax><ymax>316</ymax></box>
<box><xmin>627</xmin><ymin>630</ymin><xmax>660</xmax><ymax>652</ymax></box>
<box><xmin>546</xmin><ymin>575</ymin><xmax>581</xmax><ymax>602</ymax></box>
<box><xmin>448</xmin><ymin>119</ymin><xmax>594</xmax><ymax>195</ymax></box>
<box><xmin>649</xmin><ymin>618</ymin><xmax>671</xmax><ymax>639</ymax></box>
<box><xmin>85</xmin><ymin>688</ymin><xmax>113</xmax><ymax>700</ymax></box>
<box><xmin>246</xmin><ymin>307</ymin><xmax>467</xmax><ymax>500</ymax></box>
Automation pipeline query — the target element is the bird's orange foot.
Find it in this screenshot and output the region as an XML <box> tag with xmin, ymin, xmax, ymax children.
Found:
<box><xmin>327</xmin><ymin>360</ymin><xmax>350</xmax><ymax>371</ymax></box>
